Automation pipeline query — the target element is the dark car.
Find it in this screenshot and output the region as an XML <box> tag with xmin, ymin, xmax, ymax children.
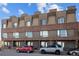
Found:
<box><xmin>16</xmin><ymin>46</ymin><xmax>34</xmax><ymax>53</ymax></box>
<box><xmin>67</xmin><ymin>48</ymin><xmax>79</xmax><ymax>56</ymax></box>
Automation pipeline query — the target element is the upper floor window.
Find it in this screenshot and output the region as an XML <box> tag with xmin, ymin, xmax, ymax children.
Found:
<box><xmin>57</xmin><ymin>30</ymin><xmax>67</xmax><ymax>37</ymax></box>
<box><xmin>40</xmin><ymin>31</ymin><xmax>48</xmax><ymax>37</ymax></box>
<box><xmin>25</xmin><ymin>32</ymin><xmax>33</xmax><ymax>38</ymax></box>
<box><xmin>13</xmin><ymin>23</ymin><xmax>18</xmax><ymax>28</ymax></box>
<box><xmin>3</xmin><ymin>24</ymin><xmax>6</xmax><ymax>29</ymax></box>
<box><xmin>58</xmin><ymin>18</ymin><xmax>65</xmax><ymax>24</ymax></box>
<box><xmin>2</xmin><ymin>33</ymin><xmax>7</xmax><ymax>38</ymax></box>
<box><xmin>26</xmin><ymin>20</ymin><xmax>32</xmax><ymax>26</ymax></box>
<box><xmin>13</xmin><ymin>32</ymin><xmax>19</xmax><ymax>38</ymax></box>
<box><xmin>40</xmin><ymin>19</ymin><xmax>47</xmax><ymax>25</ymax></box>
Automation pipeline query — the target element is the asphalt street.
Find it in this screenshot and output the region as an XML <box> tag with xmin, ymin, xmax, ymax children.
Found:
<box><xmin>0</xmin><ymin>49</ymin><xmax>68</xmax><ymax>56</ymax></box>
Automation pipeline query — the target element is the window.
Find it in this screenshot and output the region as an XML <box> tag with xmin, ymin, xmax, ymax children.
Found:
<box><xmin>2</xmin><ymin>33</ymin><xmax>7</xmax><ymax>38</ymax></box>
<box><xmin>58</xmin><ymin>18</ymin><xmax>64</xmax><ymax>24</ymax></box>
<box><xmin>57</xmin><ymin>30</ymin><xmax>67</xmax><ymax>37</ymax></box>
<box><xmin>25</xmin><ymin>32</ymin><xmax>33</xmax><ymax>38</ymax></box>
<box><xmin>27</xmin><ymin>42</ymin><xmax>33</xmax><ymax>46</ymax></box>
<box><xmin>13</xmin><ymin>32</ymin><xmax>19</xmax><ymax>38</ymax></box>
<box><xmin>40</xmin><ymin>19</ymin><xmax>47</xmax><ymax>25</ymax></box>
<box><xmin>4</xmin><ymin>42</ymin><xmax>8</xmax><ymax>46</ymax></box>
<box><xmin>3</xmin><ymin>24</ymin><xmax>6</xmax><ymax>28</ymax></box>
<box><xmin>13</xmin><ymin>23</ymin><xmax>18</xmax><ymax>28</ymax></box>
<box><xmin>41</xmin><ymin>42</ymin><xmax>48</xmax><ymax>47</ymax></box>
<box><xmin>26</xmin><ymin>20</ymin><xmax>32</xmax><ymax>26</ymax></box>
<box><xmin>40</xmin><ymin>31</ymin><xmax>48</xmax><ymax>37</ymax></box>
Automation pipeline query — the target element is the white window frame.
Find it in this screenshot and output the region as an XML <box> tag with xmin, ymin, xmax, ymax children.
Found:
<box><xmin>27</xmin><ymin>42</ymin><xmax>33</xmax><ymax>46</ymax></box>
<box><xmin>25</xmin><ymin>32</ymin><xmax>33</xmax><ymax>38</ymax></box>
<box><xmin>2</xmin><ymin>33</ymin><xmax>7</xmax><ymax>38</ymax></box>
<box><xmin>41</xmin><ymin>41</ymin><xmax>48</xmax><ymax>47</ymax></box>
<box><xmin>57</xmin><ymin>30</ymin><xmax>67</xmax><ymax>37</ymax></box>
<box><xmin>40</xmin><ymin>31</ymin><xmax>48</xmax><ymax>37</ymax></box>
<box><xmin>26</xmin><ymin>20</ymin><xmax>31</xmax><ymax>26</ymax></box>
<box><xmin>13</xmin><ymin>23</ymin><xmax>18</xmax><ymax>28</ymax></box>
<box><xmin>41</xmin><ymin>19</ymin><xmax>47</xmax><ymax>25</ymax></box>
<box><xmin>58</xmin><ymin>18</ymin><xmax>64</xmax><ymax>24</ymax></box>
<box><xmin>3</xmin><ymin>24</ymin><xmax>6</xmax><ymax>28</ymax></box>
<box><xmin>13</xmin><ymin>32</ymin><xmax>19</xmax><ymax>38</ymax></box>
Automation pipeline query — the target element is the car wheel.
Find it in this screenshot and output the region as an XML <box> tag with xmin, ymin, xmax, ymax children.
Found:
<box><xmin>55</xmin><ymin>50</ymin><xmax>60</xmax><ymax>55</ymax></box>
<box><xmin>30</xmin><ymin>51</ymin><xmax>33</xmax><ymax>53</ymax></box>
<box><xmin>27</xmin><ymin>51</ymin><xmax>30</xmax><ymax>53</ymax></box>
<box><xmin>72</xmin><ymin>52</ymin><xmax>77</xmax><ymax>56</ymax></box>
<box><xmin>16</xmin><ymin>50</ymin><xmax>20</xmax><ymax>53</ymax></box>
<box><xmin>41</xmin><ymin>50</ymin><xmax>46</xmax><ymax>54</ymax></box>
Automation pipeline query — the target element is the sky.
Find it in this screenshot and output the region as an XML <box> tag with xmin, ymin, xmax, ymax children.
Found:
<box><xmin>0</xmin><ymin>3</ymin><xmax>79</xmax><ymax>40</ymax></box>
<box><xmin>0</xmin><ymin>3</ymin><xmax>79</xmax><ymax>20</ymax></box>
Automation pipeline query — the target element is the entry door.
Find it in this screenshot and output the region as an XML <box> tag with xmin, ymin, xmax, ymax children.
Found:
<box><xmin>13</xmin><ymin>41</ymin><xmax>16</xmax><ymax>47</ymax></box>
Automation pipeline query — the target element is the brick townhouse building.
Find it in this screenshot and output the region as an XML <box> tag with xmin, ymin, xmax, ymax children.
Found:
<box><xmin>1</xmin><ymin>6</ymin><xmax>79</xmax><ymax>49</ymax></box>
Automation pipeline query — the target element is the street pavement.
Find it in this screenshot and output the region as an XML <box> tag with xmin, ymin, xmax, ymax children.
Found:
<box><xmin>0</xmin><ymin>49</ymin><xmax>68</xmax><ymax>56</ymax></box>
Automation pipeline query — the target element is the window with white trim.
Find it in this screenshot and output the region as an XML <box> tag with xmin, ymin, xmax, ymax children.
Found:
<box><xmin>25</xmin><ymin>32</ymin><xmax>33</xmax><ymax>38</ymax></box>
<box><xmin>57</xmin><ymin>30</ymin><xmax>67</xmax><ymax>37</ymax></box>
<box><xmin>58</xmin><ymin>18</ymin><xmax>65</xmax><ymax>24</ymax></box>
<box><xmin>3</xmin><ymin>24</ymin><xmax>6</xmax><ymax>28</ymax></box>
<box><xmin>13</xmin><ymin>32</ymin><xmax>19</xmax><ymax>38</ymax></box>
<box><xmin>27</xmin><ymin>42</ymin><xmax>33</xmax><ymax>46</ymax></box>
<box><xmin>40</xmin><ymin>31</ymin><xmax>48</xmax><ymax>37</ymax></box>
<box><xmin>2</xmin><ymin>33</ymin><xmax>7</xmax><ymax>38</ymax></box>
<box><xmin>41</xmin><ymin>41</ymin><xmax>48</xmax><ymax>47</ymax></box>
<box><xmin>40</xmin><ymin>19</ymin><xmax>47</xmax><ymax>25</ymax></box>
<box><xmin>26</xmin><ymin>20</ymin><xmax>31</xmax><ymax>26</ymax></box>
<box><xmin>13</xmin><ymin>23</ymin><xmax>18</xmax><ymax>28</ymax></box>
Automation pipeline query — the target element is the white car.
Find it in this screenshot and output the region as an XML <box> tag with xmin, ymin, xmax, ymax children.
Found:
<box><xmin>67</xmin><ymin>48</ymin><xmax>79</xmax><ymax>56</ymax></box>
<box><xmin>40</xmin><ymin>44</ymin><xmax>63</xmax><ymax>55</ymax></box>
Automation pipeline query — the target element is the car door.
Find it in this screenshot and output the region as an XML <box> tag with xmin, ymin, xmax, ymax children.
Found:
<box><xmin>76</xmin><ymin>49</ymin><xmax>79</xmax><ymax>55</ymax></box>
<box><xmin>46</xmin><ymin>45</ymin><xmax>56</xmax><ymax>53</ymax></box>
<box><xmin>50</xmin><ymin>45</ymin><xmax>57</xmax><ymax>53</ymax></box>
<box><xmin>22</xmin><ymin>46</ymin><xmax>28</xmax><ymax>51</ymax></box>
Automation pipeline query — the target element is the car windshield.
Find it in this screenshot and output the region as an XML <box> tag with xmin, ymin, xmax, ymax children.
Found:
<box><xmin>47</xmin><ymin>44</ymin><xmax>62</xmax><ymax>48</ymax></box>
<box><xmin>20</xmin><ymin>46</ymin><xmax>28</xmax><ymax>48</ymax></box>
<box><xmin>57</xmin><ymin>44</ymin><xmax>62</xmax><ymax>48</ymax></box>
<box><xmin>74</xmin><ymin>48</ymin><xmax>79</xmax><ymax>51</ymax></box>
<box><xmin>47</xmin><ymin>45</ymin><xmax>56</xmax><ymax>48</ymax></box>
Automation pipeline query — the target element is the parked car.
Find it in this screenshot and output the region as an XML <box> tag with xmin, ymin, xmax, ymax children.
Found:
<box><xmin>16</xmin><ymin>46</ymin><xmax>34</xmax><ymax>53</ymax></box>
<box><xmin>40</xmin><ymin>44</ymin><xmax>63</xmax><ymax>55</ymax></box>
<box><xmin>67</xmin><ymin>48</ymin><xmax>79</xmax><ymax>56</ymax></box>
